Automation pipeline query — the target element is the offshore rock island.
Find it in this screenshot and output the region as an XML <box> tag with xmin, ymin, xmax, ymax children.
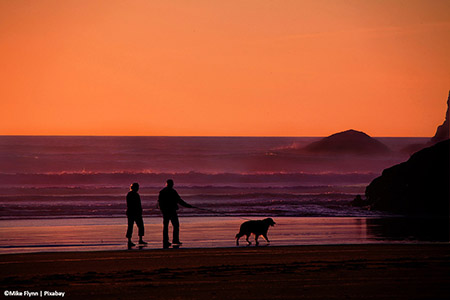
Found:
<box><xmin>303</xmin><ymin>129</ymin><xmax>391</xmax><ymax>155</ymax></box>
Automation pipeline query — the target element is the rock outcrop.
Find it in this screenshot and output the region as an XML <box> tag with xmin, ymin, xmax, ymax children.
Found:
<box><xmin>303</xmin><ymin>129</ymin><xmax>390</xmax><ymax>155</ymax></box>
<box><xmin>365</xmin><ymin>139</ymin><xmax>449</xmax><ymax>216</ymax></box>
<box><xmin>430</xmin><ymin>91</ymin><xmax>449</xmax><ymax>144</ymax></box>
<box><xmin>401</xmin><ymin>91</ymin><xmax>449</xmax><ymax>154</ymax></box>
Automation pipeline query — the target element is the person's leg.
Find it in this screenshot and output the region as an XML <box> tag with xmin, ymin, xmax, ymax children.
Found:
<box><xmin>171</xmin><ymin>213</ymin><xmax>181</xmax><ymax>244</ymax></box>
<box><xmin>163</xmin><ymin>214</ymin><xmax>171</xmax><ymax>247</ymax></box>
<box><xmin>136</xmin><ymin>216</ymin><xmax>146</xmax><ymax>244</ymax></box>
<box><xmin>126</xmin><ymin>217</ymin><xmax>135</xmax><ymax>246</ymax></box>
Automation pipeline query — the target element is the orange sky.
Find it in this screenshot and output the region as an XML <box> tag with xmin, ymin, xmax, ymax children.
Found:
<box><xmin>0</xmin><ymin>0</ymin><xmax>449</xmax><ymax>137</ymax></box>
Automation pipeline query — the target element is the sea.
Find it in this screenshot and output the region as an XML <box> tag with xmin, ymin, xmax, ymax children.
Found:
<box><xmin>0</xmin><ymin>136</ymin><xmax>447</xmax><ymax>253</ymax></box>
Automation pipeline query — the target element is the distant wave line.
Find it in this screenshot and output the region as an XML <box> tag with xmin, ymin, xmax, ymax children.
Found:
<box><xmin>0</xmin><ymin>192</ymin><xmax>358</xmax><ymax>201</ymax></box>
<box><xmin>0</xmin><ymin>170</ymin><xmax>378</xmax><ymax>176</ymax></box>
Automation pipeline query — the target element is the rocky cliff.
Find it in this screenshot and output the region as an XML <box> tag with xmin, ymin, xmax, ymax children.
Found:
<box><xmin>402</xmin><ymin>91</ymin><xmax>449</xmax><ymax>154</ymax></box>
<box><xmin>365</xmin><ymin>139</ymin><xmax>449</xmax><ymax>216</ymax></box>
<box><xmin>430</xmin><ymin>91</ymin><xmax>449</xmax><ymax>144</ymax></box>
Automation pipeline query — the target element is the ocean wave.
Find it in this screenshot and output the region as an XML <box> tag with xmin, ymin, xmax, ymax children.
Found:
<box><xmin>0</xmin><ymin>192</ymin><xmax>356</xmax><ymax>202</ymax></box>
<box><xmin>0</xmin><ymin>171</ymin><xmax>376</xmax><ymax>219</ymax></box>
<box><xmin>0</xmin><ymin>190</ymin><xmax>375</xmax><ymax>219</ymax></box>
<box><xmin>0</xmin><ymin>171</ymin><xmax>378</xmax><ymax>187</ymax></box>
<box><xmin>0</xmin><ymin>198</ymin><xmax>384</xmax><ymax>220</ymax></box>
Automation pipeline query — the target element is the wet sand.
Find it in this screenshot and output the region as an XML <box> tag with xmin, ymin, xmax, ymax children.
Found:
<box><xmin>3</xmin><ymin>216</ymin><xmax>448</xmax><ymax>255</ymax></box>
<box><xmin>1</xmin><ymin>244</ymin><xmax>450</xmax><ymax>299</ymax></box>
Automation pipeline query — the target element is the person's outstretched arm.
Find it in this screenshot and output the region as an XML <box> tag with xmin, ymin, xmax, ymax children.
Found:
<box><xmin>177</xmin><ymin>196</ymin><xmax>193</xmax><ymax>208</ymax></box>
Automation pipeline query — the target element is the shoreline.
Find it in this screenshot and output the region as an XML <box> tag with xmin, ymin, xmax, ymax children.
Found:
<box><xmin>2</xmin><ymin>216</ymin><xmax>449</xmax><ymax>255</ymax></box>
<box><xmin>2</xmin><ymin>244</ymin><xmax>449</xmax><ymax>299</ymax></box>
<box><xmin>1</xmin><ymin>216</ymin><xmax>448</xmax><ymax>255</ymax></box>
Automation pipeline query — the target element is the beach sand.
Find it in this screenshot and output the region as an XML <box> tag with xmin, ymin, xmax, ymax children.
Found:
<box><xmin>0</xmin><ymin>217</ymin><xmax>391</xmax><ymax>254</ymax></box>
<box><xmin>1</xmin><ymin>244</ymin><xmax>449</xmax><ymax>299</ymax></box>
<box><xmin>5</xmin><ymin>216</ymin><xmax>448</xmax><ymax>255</ymax></box>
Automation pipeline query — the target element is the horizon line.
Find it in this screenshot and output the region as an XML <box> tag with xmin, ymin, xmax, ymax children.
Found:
<box><xmin>0</xmin><ymin>134</ymin><xmax>432</xmax><ymax>139</ymax></box>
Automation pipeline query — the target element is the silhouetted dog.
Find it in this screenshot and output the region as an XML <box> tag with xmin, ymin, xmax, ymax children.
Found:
<box><xmin>235</xmin><ymin>218</ymin><xmax>276</xmax><ymax>246</ymax></box>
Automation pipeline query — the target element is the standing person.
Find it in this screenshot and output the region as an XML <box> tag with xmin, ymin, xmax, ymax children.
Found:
<box><xmin>158</xmin><ymin>179</ymin><xmax>193</xmax><ymax>248</ymax></box>
<box><xmin>126</xmin><ymin>182</ymin><xmax>147</xmax><ymax>247</ymax></box>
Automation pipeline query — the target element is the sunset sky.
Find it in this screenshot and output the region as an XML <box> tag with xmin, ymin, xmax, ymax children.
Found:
<box><xmin>1</xmin><ymin>0</ymin><xmax>449</xmax><ymax>137</ymax></box>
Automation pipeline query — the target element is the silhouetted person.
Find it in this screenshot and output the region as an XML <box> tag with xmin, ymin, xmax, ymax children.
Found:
<box><xmin>158</xmin><ymin>179</ymin><xmax>193</xmax><ymax>248</ymax></box>
<box><xmin>126</xmin><ymin>183</ymin><xmax>147</xmax><ymax>247</ymax></box>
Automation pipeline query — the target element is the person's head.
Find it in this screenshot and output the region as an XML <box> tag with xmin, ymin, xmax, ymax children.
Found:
<box><xmin>166</xmin><ymin>179</ymin><xmax>174</xmax><ymax>188</ymax></box>
<box><xmin>130</xmin><ymin>182</ymin><xmax>139</xmax><ymax>192</ymax></box>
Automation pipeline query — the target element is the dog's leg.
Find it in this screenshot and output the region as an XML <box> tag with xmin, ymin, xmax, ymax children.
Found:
<box><xmin>263</xmin><ymin>233</ymin><xmax>270</xmax><ymax>244</ymax></box>
<box><xmin>236</xmin><ymin>233</ymin><xmax>242</xmax><ymax>246</ymax></box>
<box><xmin>255</xmin><ymin>235</ymin><xmax>260</xmax><ymax>246</ymax></box>
<box><xmin>245</xmin><ymin>235</ymin><xmax>251</xmax><ymax>245</ymax></box>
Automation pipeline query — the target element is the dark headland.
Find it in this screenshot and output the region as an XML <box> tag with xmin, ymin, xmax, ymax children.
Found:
<box><xmin>365</xmin><ymin>139</ymin><xmax>449</xmax><ymax>216</ymax></box>
<box><xmin>402</xmin><ymin>91</ymin><xmax>449</xmax><ymax>154</ymax></box>
<box><xmin>362</xmin><ymin>91</ymin><xmax>450</xmax><ymax>217</ymax></box>
<box><xmin>430</xmin><ymin>90</ymin><xmax>449</xmax><ymax>145</ymax></box>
